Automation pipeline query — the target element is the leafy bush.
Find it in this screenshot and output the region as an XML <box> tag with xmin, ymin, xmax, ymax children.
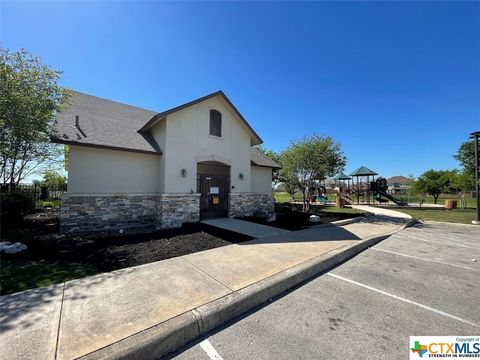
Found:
<box><xmin>42</xmin><ymin>169</ymin><xmax>67</xmax><ymax>188</ymax></box>
<box><xmin>37</xmin><ymin>199</ymin><xmax>61</xmax><ymax>208</ymax></box>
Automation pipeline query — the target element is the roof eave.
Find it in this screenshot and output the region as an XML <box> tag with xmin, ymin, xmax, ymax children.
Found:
<box><xmin>251</xmin><ymin>161</ymin><xmax>281</xmax><ymax>169</ymax></box>
<box><xmin>138</xmin><ymin>115</ymin><xmax>166</xmax><ymax>133</ymax></box>
<box><xmin>218</xmin><ymin>91</ymin><xmax>263</xmax><ymax>145</ymax></box>
<box><xmin>50</xmin><ymin>137</ymin><xmax>162</xmax><ymax>156</ymax></box>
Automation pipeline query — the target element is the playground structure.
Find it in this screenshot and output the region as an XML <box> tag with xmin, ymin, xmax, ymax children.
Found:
<box><xmin>334</xmin><ymin>166</ymin><xmax>407</xmax><ymax>206</ymax></box>
<box><xmin>370</xmin><ymin>177</ymin><xmax>408</xmax><ymax>206</ymax></box>
<box><xmin>291</xmin><ymin>166</ymin><xmax>408</xmax><ymax>208</ymax></box>
<box><xmin>309</xmin><ymin>184</ymin><xmax>330</xmax><ymax>204</ymax></box>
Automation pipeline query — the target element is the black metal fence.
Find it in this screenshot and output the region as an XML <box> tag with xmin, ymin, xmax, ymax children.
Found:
<box><xmin>0</xmin><ymin>183</ymin><xmax>67</xmax><ymax>210</ymax></box>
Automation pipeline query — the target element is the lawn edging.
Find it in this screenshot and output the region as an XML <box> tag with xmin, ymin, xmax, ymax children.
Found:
<box><xmin>79</xmin><ymin>219</ymin><xmax>416</xmax><ymax>360</ymax></box>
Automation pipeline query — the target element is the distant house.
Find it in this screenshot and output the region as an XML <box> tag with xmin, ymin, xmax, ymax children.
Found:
<box><xmin>52</xmin><ymin>90</ymin><xmax>280</xmax><ymax>235</ymax></box>
<box><xmin>386</xmin><ymin>176</ymin><xmax>411</xmax><ymax>195</ymax></box>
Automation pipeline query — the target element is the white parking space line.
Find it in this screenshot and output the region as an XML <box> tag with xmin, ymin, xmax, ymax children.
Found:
<box><xmin>371</xmin><ymin>248</ymin><xmax>479</xmax><ymax>272</ymax></box>
<box><xmin>200</xmin><ymin>339</ymin><xmax>224</xmax><ymax>360</ymax></box>
<box><xmin>407</xmin><ymin>233</ymin><xmax>480</xmax><ymax>247</ymax></box>
<box><xmin>399</xmin><ymin>233</ymin><xmax>479</xmax><ymax>250</ymax></box>
<box><xmin>327</xmin><ymin>273</ymin><xmax>480</xmax><ymax>328</ymax></box>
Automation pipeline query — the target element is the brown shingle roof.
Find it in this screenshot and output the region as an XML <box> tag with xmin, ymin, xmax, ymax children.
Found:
<box><xmin>51</xmin><ymin>90</ymin><xmax>161</xmax><ymax>154</ymax></box>
<box><xmin>250</xmin><ymin>148</ymin><xmax>281</xmax><ymax>168</ymax></box>
<box><xmin>387</xmin><ymin>176</ymin><xmax>411</xmax><ymax>184</ymax></box>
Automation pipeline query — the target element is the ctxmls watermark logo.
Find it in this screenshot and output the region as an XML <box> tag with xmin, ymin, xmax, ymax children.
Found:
<box><xmin>410</xmin><ymin>336</ymin><xmax>480</xmax><ymax>359</ymax></box>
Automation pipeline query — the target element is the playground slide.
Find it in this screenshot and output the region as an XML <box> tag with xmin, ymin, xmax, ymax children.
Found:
<box><xmin>375</xmin><ymin>190</ymin><xmax>407</xmax><ymax>206</ymax></box>
<box><xmin>341</xmin><ymin>194</ymin><xmax>354</xmax><ymax>205</ymax></box>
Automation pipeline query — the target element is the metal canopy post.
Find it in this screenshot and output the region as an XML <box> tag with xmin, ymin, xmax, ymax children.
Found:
<box><xmin>372</xmin><ymin>175</ymin><xmax>375</xmax><ymax>205</ymax></box>
<box><xmin>369</xmin><ymin>176</ymin><xmax>371</xmax><ymax>204</ymax></box>
<box><xmin>356</xmin><ymin>176</ymin><xmax>360</xmax><ymax>205</ymax></box>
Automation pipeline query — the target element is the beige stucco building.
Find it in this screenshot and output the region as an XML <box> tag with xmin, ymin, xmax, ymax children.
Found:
<box><xmin>52</xmin><ymin>90</ymin><xmax>279</xmax><ymax>235</ymax></box>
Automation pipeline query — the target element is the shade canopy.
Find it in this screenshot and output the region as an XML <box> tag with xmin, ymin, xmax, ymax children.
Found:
<box><xmin>349</xmin><ymin>166</ymin><xmax>378</xmax><ymax>177</ymax></box>
<box><xmin>333</xmin><ymin>172</ymin><xmax>351</xmax><ymax>180</ymax></box>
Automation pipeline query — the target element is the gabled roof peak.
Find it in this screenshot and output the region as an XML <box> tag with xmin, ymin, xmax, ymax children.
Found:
<box><xmin>138</xmin><ymin>90</ymin><xmax>262</xmax><ymax>146</ymax></box>
<box><xmin>51</xmin><ymin>90</ymin><xmax>264</xmax><ymax>153</ymax></box>
<box><xmin>349</xmin><ymin>166</ymin><xmax>378</xmax><ymax>176</ymax></box>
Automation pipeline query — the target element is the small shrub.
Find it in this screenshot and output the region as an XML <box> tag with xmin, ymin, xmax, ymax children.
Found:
<box><xmin>37</xmin><ymin>199</ymin><xmax>62</xmax><ymax>208</ymax></box>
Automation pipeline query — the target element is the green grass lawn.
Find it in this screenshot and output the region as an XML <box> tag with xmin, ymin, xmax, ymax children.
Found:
<box><xmin>395</xmin><ymin>194</ymin><xmax>476</xmax><ymax>207</ymax></box>
<box><xmin>274</xmin><ymin>192</ymin><xmax>299</xmax><ymax>202</ymax></box>
<box><xmin>0</xmin><ymin>259</ymin><xmax>99</xmax><ymax>295</ymax></box>
<box><xmin>275</xmin><ymin>192</ymin><xmax>476</xmax><ymax>208</ymax></box>
<box><xmin>394</xmin><ymin>208</ymin><xmax>477</xmax><ymax>224</ymax></box>
<box><xmin>275</xmin><ymin>192</ymin><xmax>335</xmax><ymax>203</ymax></box>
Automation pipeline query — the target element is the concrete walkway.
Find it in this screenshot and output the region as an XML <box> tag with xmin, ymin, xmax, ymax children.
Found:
<box><xmin>202</xmin><ymin>217</ymin><xmax>290</xmax><ymax>238</ymax></box>
<box><xmin>352</xmin><ymin>204</ymin><xmax>412</xmax><ymax>219</ymax></box>
<box><xmin>0</xmin><ymin>206</ymin><xmax>412</xmax><ymax>360</ymax></box>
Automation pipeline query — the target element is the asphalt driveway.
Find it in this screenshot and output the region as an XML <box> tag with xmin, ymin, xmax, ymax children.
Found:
<box><xmin>172</xmin><ymin>221</ymin><xmax>480</xmax><ymax>360</ymax></box>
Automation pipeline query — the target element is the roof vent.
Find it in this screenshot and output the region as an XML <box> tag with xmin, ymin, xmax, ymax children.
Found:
<box><xmin>75</xmin><ymin>115</ymin><xmax>80</xmax><ymax>128</ymax></box>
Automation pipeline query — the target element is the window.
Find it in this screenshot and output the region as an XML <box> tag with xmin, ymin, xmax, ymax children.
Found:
<box><xmin>209</xmin><ymin>109</ymin><xmax>222</xmax><ymax>137</ymax></box>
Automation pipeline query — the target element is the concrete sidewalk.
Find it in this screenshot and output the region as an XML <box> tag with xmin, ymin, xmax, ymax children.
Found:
<box><xmin>0</xmin><ymin>207</ymin><xmax>413</xmax><ymax>360</ymax></box>
<box><xmin>202</xmin><ymin>218</ymin><xmax>290</xmax><ymax>238</ymax></box>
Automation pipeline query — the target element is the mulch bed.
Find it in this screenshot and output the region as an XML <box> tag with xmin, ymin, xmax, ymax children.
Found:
<box><xmin>1</xmin><ymin>211</ymin><xmax>254</xmax><ymax>294</ymax></box>
<box><xmin>3</xmin><ymin>213</ymin><xmax>252</xmax><ymax>273</ymax></box>
<box><xmin>78</xmin><ymin>224</ymin><xmax>252</xmax><ymax>271</ymax></box>
<box><xmin>239</xmin><ymin>207</ymin><xmax>364</xmax><ymax>231</ymax></box>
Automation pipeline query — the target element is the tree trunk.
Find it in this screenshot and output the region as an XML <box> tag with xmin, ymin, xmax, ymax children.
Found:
<box><xmin>433</xmin><ymin>194</ymin><xmax>439</xmax><ymax>204</ymax></box>
<box><xmin>302</xmin><ymin>190</ymin><xmax>308</xmax><ymax>212</ymax></box>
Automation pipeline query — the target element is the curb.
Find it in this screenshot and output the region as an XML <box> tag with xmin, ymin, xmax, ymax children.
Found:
<box><xmin>79</xmin><ymin>219</ymin><xmax>415</xmax><ymax>360</ymax></box>
<box><xmin>329</xmin><ymin>216</ymin><xmax>366</xmax><ymax>227</ymax></box>
<box><xmin>421</xmin><ymin>220</ymin><xmax>480</xmax><ymax>228</ymax></box>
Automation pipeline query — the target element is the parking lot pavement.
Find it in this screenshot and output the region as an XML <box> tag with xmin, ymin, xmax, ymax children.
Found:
<box><xmin>171</xmin><ymin>222</ymin><xmax>479</xmax><ymax>360</ymax></box>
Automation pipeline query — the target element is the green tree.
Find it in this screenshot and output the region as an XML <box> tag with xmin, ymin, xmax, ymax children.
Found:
<box><xmin>256</xmin><ymin>146</ymin><xmax>281</xmax><ymax>186</ymax></box>
<box><xmin>406</xmin><ymin>173</ymin><xmax>416</xmax><ymax>203</ymax></box>
<box><xmin>454</xmin><ymin>140</ymin><xmax>475</xmax><ymax>181</ymax></box>
<box><xmin>0</xmin><ymin>47</ymin><xmax>69</xmax><ymax>189</ymax></box>
<box><xmin>412</xmin><ymin>169</ymin><xmax>456</xmax><ymax>204</ymax></box>
<box><xmin>279</xmin><ymin>134</ymin><xmax>346</xmax><ymax>211</ymax></box>
<box><xmin>453</xmin><ymin>169</ymin><xmax>475</xmax><ymax>192</ymax></box>
<box><xmin>42</xmin><ymin>169</ymin><xmax>66</xmax><ymax>188</ymax></box>
<box><xmin>281</xmin><ymin>172</ymin><xmax>299</xmax><ymax>201</ymax></box>
<box><xmin>452</xmin><ymin>170</ymin><xmax>475</xmax><ymax>208</ymax></box>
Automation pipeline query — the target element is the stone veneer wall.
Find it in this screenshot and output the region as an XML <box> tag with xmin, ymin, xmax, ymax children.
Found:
<box><xmin>228</xmin><ymin>192</ymin><xmax>275</xmax><ymax>218</ymax></box>
<box><xmin>60</xmin><ymin>193</ymin><xmax>200</xmax><ymax>236</ymax></box>
<box><xmin>158</xmin><ymin>193</ymin><xmax>200</xmax><ymax>229</ymax></box>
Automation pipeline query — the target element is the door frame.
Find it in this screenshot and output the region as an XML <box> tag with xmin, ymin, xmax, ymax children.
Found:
<box><xmin>196</xmin><ymin>161</ymin><xmax>231</xmax><ymax>220</ymax></box>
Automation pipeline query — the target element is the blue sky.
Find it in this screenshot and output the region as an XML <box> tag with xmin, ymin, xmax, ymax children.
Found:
<box><xmin>2</xmin><ymin>1</ymin><xmax>479</xmax><ymax>178</ymax></box>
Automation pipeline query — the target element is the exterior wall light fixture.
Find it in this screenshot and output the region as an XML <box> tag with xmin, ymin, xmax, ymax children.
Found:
<box><xmin>181</xmin><ymin>169</ymin><xmax>187</xmax><ymax>177</ymax></box>
<box><xmin>239</xmin><ymin>173</ymin><xmax>244</xmax><ymax>180</ymax></box>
